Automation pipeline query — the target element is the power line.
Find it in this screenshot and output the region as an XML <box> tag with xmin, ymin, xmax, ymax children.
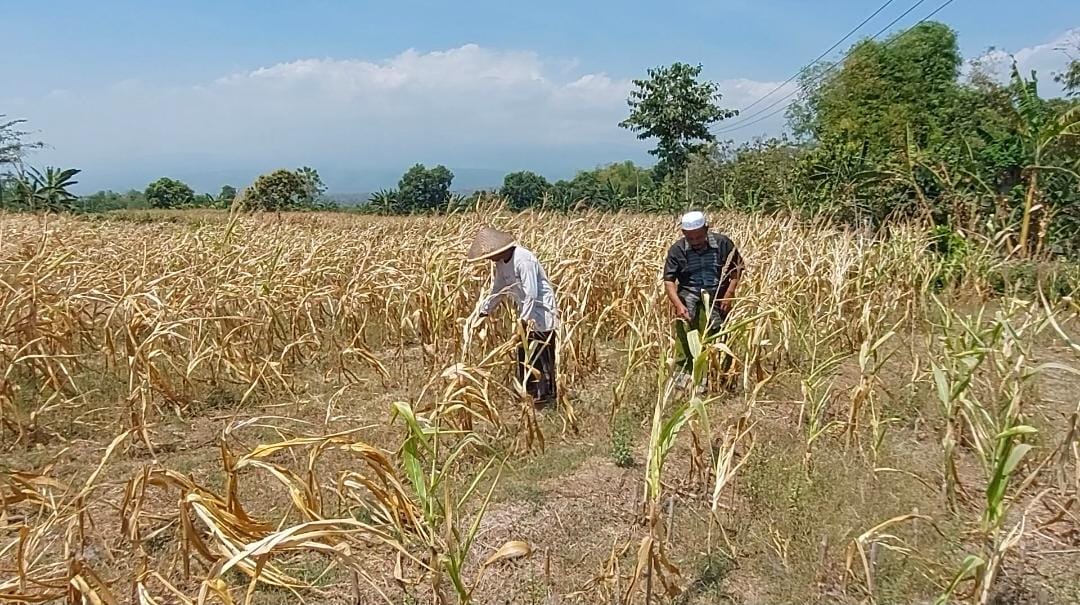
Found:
<box><xmin>737</xmin><ymin>0</ymin><xmax>900</xmax><ymax>115</ymax></box>
<box><xmin>714</xmin><ymin>0</ymin><xmax>930</xmax><ymax>133</ymax></box>
<box><xmin>712</xmin><ymin>0</ymin><xmax>958</xmax><ymax>135</ymax></box>
<box><xmin>712</xmin><ymin>0</ymin><xmax>960</xmax><ymax>136</ymax></box>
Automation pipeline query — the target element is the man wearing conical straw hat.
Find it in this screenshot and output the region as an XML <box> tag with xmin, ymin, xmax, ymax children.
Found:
<box><xmin>467</xmin><ymin>225</ymin><xmax>560</xmax><ymax>408</ymax></box>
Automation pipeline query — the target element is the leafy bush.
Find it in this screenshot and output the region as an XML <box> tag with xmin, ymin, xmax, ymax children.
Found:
<box><xmin>611</xmin><ymin>413</ymin><xmax>635</xmax><ymax>468</ymax></box>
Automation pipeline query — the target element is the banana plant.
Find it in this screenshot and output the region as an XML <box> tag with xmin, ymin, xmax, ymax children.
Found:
<box><xmin>1000</xmin><ymin>64</ymin><xmax>1080</xmax><ymax>257</ymax></box>
<box><xmin>799</xmin><ymin>139</ymin><xmax>890</xmax><ymax>225</ymax></box>
<box><xmin>13</xmin><ymin>166</ymin><xmax>81</xmax><ymax>213</ymax></box>
<box><xmin>368</xmin><ymin>188</ymin><xmax>400</xmax><ymax>215</ymax></box>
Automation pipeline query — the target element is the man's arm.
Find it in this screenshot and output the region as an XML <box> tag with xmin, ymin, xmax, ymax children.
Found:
<box><xmin>662</xmin><ymin>244</ymin><xmax>690</xmax><ymax>320</ymax></box>
<box><xmin>719</xmin><ymin>274</ymin><xmax>739</xmax><ymax>313</ymax></box>
<box><xmin>665</xmin><ymin>280</ymin><xmax>690</xmax><ymax>320</ymax></box>
<box><xmin>717</xmin><ymin>245</ymin><xmax>744</xmax><ymax>313</ymax></box>
<box><xmin>478</xmin><ymin>267</ymin><xmax>508</xmax><ymax>317</ymax></box>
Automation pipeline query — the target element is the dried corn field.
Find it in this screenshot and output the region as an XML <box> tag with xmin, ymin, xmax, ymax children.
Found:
<box><xmin>2</xmin><ymin>208</ymin><xmax>1079</xmax><ymax>605</ymax></box>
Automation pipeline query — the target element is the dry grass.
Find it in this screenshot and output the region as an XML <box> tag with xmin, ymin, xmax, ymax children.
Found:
<box><xmin>1</xmin><ymin>207</ymin><xmax>1078</xmax><ymax>604</ymax></box>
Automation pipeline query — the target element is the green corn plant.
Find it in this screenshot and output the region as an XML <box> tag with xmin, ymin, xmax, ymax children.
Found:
<box><xmin>936</xmin><ymin>423</ymin><xmax>1039</xmax><ymax>605</ymax></box>
<box><xmin>671</xmin><ymin>305</ymin><xmax>708</xmax><ymax>387</ymax></box>
<box><xmin>936</xmin><ymin>554</ymin><xmax>986</xmax><ymax>605</ymax></box>
<box><xmin>706</xmin><ymin>416</ymin><xmax>755</xmax><ymax>559</ymax></box>
<box><xmin>962</xmin><ymin>329</ymin><xmax>1077</xmax><ymax>604</ymax></box>
<box><xmin>390</xmin><ymin>401</ymin><xmax>509</xmax><ymax>604</ymax></box>
<box><xmin>668</xmin><ymin>309</ymin><xmax>723</xmax><ymax>486</ymax></box>
<box><xmin>797</xmin><ymin>334</ymin><xmax>847</xmax><ymax>471</ymax></box>
<box><xmin>847</xmin><ymin>325</ymin><xmax>898</xmax><ymax>459</ymax></box>
<box><xmin>625</xmin><ymin>339</ymin><xmax>714</xmax><ymax>604</ymax></box>
<box><xmin>982</xmin><ymin>425</ymin><xmax>1037</xmax><ymax>531</ymax></box>
<box><xmin>928</xmin><ymin>297</ymin><xmax>1001</xmax><ymax>510</ymax></box>
<box><xmin>932</xmin><ymin>299</ymin><xmax>1067</xmax><ymax>604</ymax></box>
<box><xmin>682</xmin><ymin>291</ymin><xmax>777</xmax><ymax>393</ymax></box>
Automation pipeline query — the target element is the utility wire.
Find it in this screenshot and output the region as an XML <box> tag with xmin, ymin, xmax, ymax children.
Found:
<box><xmin>712</xmin><ymin>0</ymin><xmax>960</xmax><ymax>136</ymax></box>
<box><xmin>715</xmin><ymin>0</ymin><xmax>930</xmax><ymax>133</ymax></box>
<box><xmin>737</xmin><ymin>0</ymin><xmax>900</xmax><ymax>115</ymax></box>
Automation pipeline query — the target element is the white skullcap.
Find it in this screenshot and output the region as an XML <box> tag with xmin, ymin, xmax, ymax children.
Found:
<box><xmin>680</xmin><ymin>211</ymin><xmax>707</xmax><ymax>231</ymax></box>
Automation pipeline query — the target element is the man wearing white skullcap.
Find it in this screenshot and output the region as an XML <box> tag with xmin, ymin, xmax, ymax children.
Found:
<box><xmin>663</xmin><ymin>210</ymin><xmax>743</xmax><ymax>344</ymax></box>
<box><xmin>680</xmin><ymin>211</ymin><xmax>707</xmax><ymax>231</ymax></box>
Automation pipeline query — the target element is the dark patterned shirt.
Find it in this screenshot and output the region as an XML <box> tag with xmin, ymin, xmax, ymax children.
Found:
<box><xmin>663</xmin><ymin>232</ymin><xmax>743</xmax><ymax>316</ymax></box>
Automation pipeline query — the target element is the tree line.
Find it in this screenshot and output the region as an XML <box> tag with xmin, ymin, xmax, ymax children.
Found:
<box><xmin>0</xmin><ymin>166</ymin><xmax>334</xmax><ymax>213</ymax></box>
<box><xmin>490</xmin><ymin>23</ymin><xmax>1080</xmax><ymax>257</ymax></box>
<box><xmin>2</xmin><ymin>22</ymin><xmax>1077</xmax><ymax>254</ymax></box>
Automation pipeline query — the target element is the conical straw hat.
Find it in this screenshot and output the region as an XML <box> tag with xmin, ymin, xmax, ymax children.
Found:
<box><xmin>467</xmin><ymin>226</ymin><xmax>515</xmax><ymax>261</ymax></box>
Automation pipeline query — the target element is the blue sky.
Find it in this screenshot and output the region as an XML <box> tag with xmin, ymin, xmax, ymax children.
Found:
<box><xmin>5</xmin><ymin>0</ymin><xmax>1078</xmax><ymax>193</ymax></box>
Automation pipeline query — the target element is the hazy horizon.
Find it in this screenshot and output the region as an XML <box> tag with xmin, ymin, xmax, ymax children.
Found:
<box><xmin>5</xmin><ymin>1</ymin><xmax>1077</xmax><ymax>194</ymax></box>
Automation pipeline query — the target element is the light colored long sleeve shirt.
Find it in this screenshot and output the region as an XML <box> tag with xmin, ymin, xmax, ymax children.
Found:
<box><xmin>479</xmin><ymin>245</ymin><xmax>559</xmax><ymax>332</ymax></box>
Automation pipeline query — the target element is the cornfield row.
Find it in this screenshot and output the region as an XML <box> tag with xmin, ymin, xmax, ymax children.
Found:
<box><xmin>2</xmin><ymin>208</ymin><xmax>1078</xmax><ymax>604</ymax></box>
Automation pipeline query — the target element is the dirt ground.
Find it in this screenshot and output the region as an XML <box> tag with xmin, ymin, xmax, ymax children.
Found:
<box><xmin>2</xmin><ymin>211</ymin><xmax>1078</xmax><ymax>605</ymax></box>
<box><xmin>5</xmin><ymin>329</ymin><xmax>1079</xmax><ymax>605</ymax></box>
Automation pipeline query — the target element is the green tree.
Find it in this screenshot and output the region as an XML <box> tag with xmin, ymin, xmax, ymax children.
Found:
<box><xmin>590</xmin><ymin>161</ymin><xmax>654</xmax><ymax>198</ymax></box>
<box><xmin>619</xmin><ymin>62</ymin><xmax>737</xmax><ymax>180</ymax></box>
<box><xmin>219</xmin><ymin>185</ymin><xmax>238</xmax><ymax>205</ymax></box>
<box><xmin>570</xmin><ymin>171</ymin><xmax>621</xmax><ymax>211</ymax></box>
<box><xmin>81</xmin><ymin>189</ymin><xmax>148</xmax><ymax>212</ymax></box>
<box><xmin>781</xmin><ymin>21</ymin><xmax>1041</xmax><ymax>228</ymax></box>
<box><xmin>397</xmin><ymin>164</ymin><xmax>454</xmax><ymax>213</ymax></box>
<box><xmin>145</xmin><ymin>177</ymin><xmax>195</xmax><ymax>209</ymax></box>
<box><xmin>789</xmin><ymin>22</ymin><xmax>966</xmax><ymax>158</ymax></box>
<box><xmin>296</xmin><ymin>166</ymin><xmax>327</xmax><ymax>204</ymax></box>
<box><xmin>687</xmin><ymin>138</ymin><xmax>804</xmax><ymax>213</ymax></box>
<box><xmin>501</xmin><ymin>171</ymin><xmax>550</xmax><ymax>210</ymax></box>
<box><xmin>240</xmin><ymin>169</ymin><xmax>309</xmax><ymax>212</ymax></box>
<box><xmin>0</xmin><ymin>115</ymin><xmax>44</xmax><ymax>169</ymax></box>
<box><xmin>543</xmin><ymin>171</ymin><xmax>624</xmax><ymax>211</ymax></box>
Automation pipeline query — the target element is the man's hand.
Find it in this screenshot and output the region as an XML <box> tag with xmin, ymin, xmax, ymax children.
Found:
<box><xmin>468</xmin><ymin>313</ymin><xmax>489</xmax><ymax>341</ymax></box>
<box><xmin>472</xmin><ymin>313</ymin><xmax>489</xmax><ymax>330</ymax></box>
<box><xmin>719</xmin><ymin>276</ymin><xmax>739</xmax><ymax>315</ymax></box>
<box><xmin>675</xmin><ymin>302</ymin><xmax>691</xmax><ymax>321</ymax></box>
<box><xmin>665</xmin><ymin>280</ymin><xmax>691</xmax><ymax>322</ymax></box>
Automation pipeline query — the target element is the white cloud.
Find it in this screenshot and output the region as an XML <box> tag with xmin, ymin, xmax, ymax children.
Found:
<box><xmin>7</xmin><ymin>23</ymin><xmax>1077</xmax><ymax>193</ymax></box>
<box><xmin>9</xmin><ymin>43</ymin><xmax>796</xmax><ymax>190</ymax></box>
<box><xmin>964</xmin><ymin>27</ymin><xmax>1079</xmax><ymax>95</ymax></box>
<box><xmin>13</xmin><ymin>29</ymin><xmax>1072</xmax><ymax>192</ymax></box>
<box><xmin>717</xmin><ymin>78</ymin><xmax>799</xmax><ymax>108</ymax></box>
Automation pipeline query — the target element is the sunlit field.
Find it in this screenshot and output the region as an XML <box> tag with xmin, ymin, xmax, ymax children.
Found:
<box><xmin>2</xmin><ymin>208</ymin><xmax>1078</xmax><ymax>604</ymax></box>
